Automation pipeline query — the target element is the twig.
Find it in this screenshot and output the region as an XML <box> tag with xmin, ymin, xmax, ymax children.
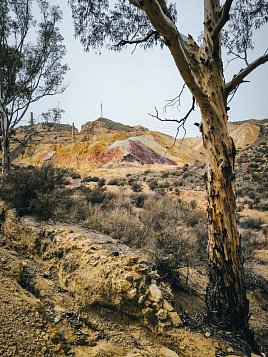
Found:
<box><xmin>149</xmin><ymin>96</ymin><xmax>195</xmax><ymax>150</ymax></box>
<box><xmin>115</xmin><ymin>31</ymin><xmax>158</xmax><ymax>48</ymax></box>
<box><xmin>164</xmin><ymin>83</ymin><xmax>186</xmax><ymax>112</ymax></box>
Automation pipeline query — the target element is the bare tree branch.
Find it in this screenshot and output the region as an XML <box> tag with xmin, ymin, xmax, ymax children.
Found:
<box><xmin>164</xmin><ymin>83</ymin><xmax>186</xmax><ymax>112</ymax></box>
<box><xmin>224</xmin><ymin>48</ymin><xmax>250</xmax><ymax>69</ymax></box>
<box><xmin>212</xmin><ymin>0</ymin><xmax>234</xmax><ymax>42</ymax></box>
<box><xmin>226</xmin><ymin>52</ymin><xmax>268</xmax><ymax>94</ymax></box>
<box><xmin>149</xmin><ymin>96</ymin><xmax>195</xmax><ymax>147</ymax></box>
<box><xmin>115</xmin><ymin>31</ymin><xmax>158</xmax><ymax>47</ymax></box>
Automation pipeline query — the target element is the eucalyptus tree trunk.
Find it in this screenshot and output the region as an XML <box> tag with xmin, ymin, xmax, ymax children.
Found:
<box><xmin>0</xmin><ymin>109</ymin><xmax>10</xmax><ymax>175</ymax></box>
<box><xmin>140</xmin><ymin>0</ymin><xmax>249</xmax><ymax>333</ymax></box>
<box><xmin>200</xmin><ymin>1</ymin><xmax>249</xmax><ymax>332</ymax></box>
<box><xmin>1</xmin><ymin>130</ymin><xmax>10</xmax><ymax>175</ymax></box>
<box><xmin>200</xmin><ymin>102</ymin><xmax>249</xmax><ymax>331</ymax></box>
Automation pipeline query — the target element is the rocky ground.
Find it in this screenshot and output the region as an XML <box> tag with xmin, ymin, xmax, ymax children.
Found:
<box><xmin>1</xmin><ymin>205</ymin><xmax>267</xmax><ymax>356</ymax></box>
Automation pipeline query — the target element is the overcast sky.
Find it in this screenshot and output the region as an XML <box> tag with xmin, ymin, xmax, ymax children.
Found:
<box><xmin>27</xmin><ymin>1</ymin><xmax>268</xmax><ymax>138</ymax></box>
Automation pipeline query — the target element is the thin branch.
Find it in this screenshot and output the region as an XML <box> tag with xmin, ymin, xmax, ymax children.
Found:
<box><xmin>149</xmin><ymin>96</ymin><xmax>195</xmax><ymax>148</ymax></box>
<box><xmin>226</xmin><ymin>52</ymin><xmax>268</xmax><ymax>94</ymax></box>
<box><xmin>212</xmin><ymin>0</ymin><xmax>234</xmax><ymax>41</ymax></box>
<box><xmin>225</xmin><ymin>46</ymin><xmax>250</xmax><ymax>68</ymax></box>
<box><xmin>227</xmin><ymin>86</ymin><xmax>239</xmax><ymax>104</ymax></box>
<box><xmin>164</xmin><ymin>83</ymin><xmax>186</xmax><ymax>112</ymax></box>
<box><xmin>115</xmin><ymin>31</ymin><xmax>158</xmax><ymax>47</ymax></box>
<box><xmin>12</xmin><ymin>127</ymin><xmax>39</xmax><ymax>146</ymax></box>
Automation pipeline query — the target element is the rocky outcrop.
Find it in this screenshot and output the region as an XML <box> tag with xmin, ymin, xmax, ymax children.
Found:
<box><xmin>1</xmin><ymin>208</ymin><xmax>182</xmax><ymax>333</ymax></box>
<box><xmin>58</xmin><ymin>237</ymin><xmax>182</xmax><ymax>332</ymax></box>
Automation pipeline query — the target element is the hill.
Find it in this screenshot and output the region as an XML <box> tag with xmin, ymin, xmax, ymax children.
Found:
<box><xmin>10</xmin><ymin>117</ymin><xmax>266</xmax><ymax>175</ymax></box>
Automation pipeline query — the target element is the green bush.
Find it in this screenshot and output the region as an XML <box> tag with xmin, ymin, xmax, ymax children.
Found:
<box><xmin>241</xmin><ymin>231</ymin><xmax>254</xmax><ymax>261</ymax></box>
<box><xmin>148</xmin><ymin>178</ymin><xmax>158</xmax><ymax>191</ymax></box>
<box><xmin>98</xmin><ymin>178</ymin><xmax>106</xmax><ymax>188</ymax></box>
<box><xmin>182</xmin><ymin>164</ymin><xmax>189</xmax><ymax>172</ymax></box>
<box><xmin>131</xmin><ymin>193</ymin><xmax>147</xmax><ymax>208</ymax></box>
<box><xmin>81</xmin><ymin>176</ymin><xmax>99</xmax><ymax>183</ymax></box>
<box><xmin>29</xmin><ymin>190</ymin><xmax>59</xmax><ymax>220</ymax></box>
<box><xmin>70</xmin><ymin>173</ymin><xmax>81</xmax><ymax>180</ymax></box>
<box><xmin>86</xmin><ymin>188</ymin><xmax>114</xmax><ymax>205</ymax></box>
<box><xmin>108</xmin><ymin>178</ymin><xmax>120</xmax><ymax>185</ymax></box>
<box><xmin>0</xmin><ymin>164</ymin><xmax>67</xmax><ymax>217</ymax></box>
<box><xmin>154</xmin><ymin>233</ymin><xmax>191</xmax><ymax>286</ymax></box>
<box><xmin>190</xmin><ymin>200</ymin><xmax>197</xmax><ymax>209</ymax></box>
<box><xmin>129</xmin><ymin>180</ymin><xmax>142</xmax><ymax>192</ymax></box>
<box><xmin>56</xmin><ymin>189</ymin><xmax>209</xmax><ymax>285</ymax></box>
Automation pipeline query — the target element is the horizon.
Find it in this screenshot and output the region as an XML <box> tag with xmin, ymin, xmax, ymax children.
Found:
<box><xmin>18</xmin><ymin>115</ymin><xmax>268</xmax><ymax>139</ymax></box>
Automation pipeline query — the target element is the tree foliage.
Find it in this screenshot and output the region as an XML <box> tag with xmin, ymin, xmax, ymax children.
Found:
<box><xmin>223</xmin><ymin>0</ymin><xmax>268</xmax><ymax>62</ymax></box>
<box><xmin>70</xmin><ymin>0</ymin><xmax>268</xmax><ymax>62</ymax></box>
<box><xmin>69</xmin><ymin>0</ymin><xmax>177</xmax><ymax>51</ymax></box>
<box><xmin>40</xmin><ymin>104</ymin><xmax>65</xmax><ymax>124</ymax></box>
<box><xmin>0</xmin><ymin>0</ymin><xmax>68</xmax><ymax>173</ymax></box>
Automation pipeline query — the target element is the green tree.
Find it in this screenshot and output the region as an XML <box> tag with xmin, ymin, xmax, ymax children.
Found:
<box><xmin>0</xmin><ymin>0</ymin><xmax>68</xmax><ymax>174</ymax></box>
<box><xmin>40</xmin><ymin>103</ymin><xmax>65</xmax><ymax>124</ymax></box>
<box><xmin>69</xmin><ymin>0</ymin><xmax>268</xmax><ymax>339</ymax></box>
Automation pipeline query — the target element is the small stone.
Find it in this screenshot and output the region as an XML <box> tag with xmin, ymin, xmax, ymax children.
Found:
<box><xmin>117</xmin><ymin>279</ymin><xmax>132</xmax><ymax>292</ymax></box>
<box><xmin>163</xmin><ymin>300</ymin><xmax>174</xmax><ymax>312</ymax></box>
<box><xmin>132</xmin><ymin>273</ymin><xmax>142</xmax><ymax>282</ymax></box>
<box><xmin>205</xmin><ymin>331</ymin><xmax>211</xmax><ymax>338</ymax></box>
<box><xmin>134</xmin><ymin>264</ymin><xmax>149</xmax><ymax>273</ymax></box>
<box><xmin>148</xmin><ymin>284</ymin><xmax>162</xmax><ymax>302</ymax></box>
<box><xmin>159</xmin><ymin>347</ymin><xmax>180</xmax><ymax>357</ymax></box>
<box><xmin>126</xmin><ymin>256</ymin><xmax>139</xmax><ymax>265</ymax></box>
<box><xmin>138</xmin><ymin>295</ymin><xmax>146</xmax><ymax>304</ymax></box>
<box><xmin>227</xmin><ymin>347</ymin><xmax>234</xmax><ymax>353</ymax></box>
<box><xmin>142</xmin><ymin>307</ymin><xmax>153</xmax><ymax>317</ymax></box>
<box><xmin>169</xmin><ymin>312</ymin><xmax>183</xmax><ymax>327</ymax></box>
<box><xmin>125</xmin><ymin>288</ymin><xmax>136</xmax><ymax>300</ymax></box>
<box><xmin>54</xmin><ymin>315</ymin><xmax>61</xmax><ymax>323</ymax></box>
<box><xmin>111</xmin><ymin>251</ymin><xmax>119</xmax><ymax>256</ymax></box>
<box><xmin>144</xmin><ymin>299</ymin><xmax>152</xmax><ymax>307</ymax></box>
<box><xmin>156</xmin><ymin>309</ymin><xmax>167</xmax><ymax>321</ymax></box>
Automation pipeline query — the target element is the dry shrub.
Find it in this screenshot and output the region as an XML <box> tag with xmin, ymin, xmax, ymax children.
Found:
<box><xmin>0</xmin><ymin>164</ymin><xmax>68</xmax><ymax>219</ymax></box>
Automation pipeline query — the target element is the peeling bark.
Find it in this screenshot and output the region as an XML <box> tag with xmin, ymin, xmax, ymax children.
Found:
<box><xmin>200</xmin><ymin>103</ymin><xmax>249</xmax><ymax>332</ymax></box>
<box><xmin>199</xmin><ymin>0</ymin><xmax>249</xmax><ymax>334</ymax></box>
